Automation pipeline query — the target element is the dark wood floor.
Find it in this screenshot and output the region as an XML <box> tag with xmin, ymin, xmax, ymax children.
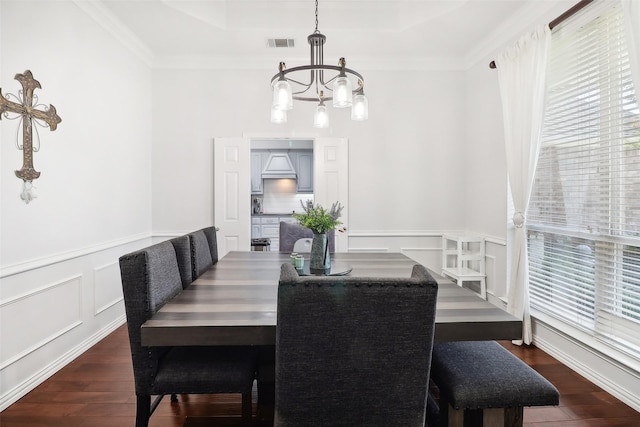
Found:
<box><xmin>1</xmin><ymin>325</ymin><xmax>638</xmax><ymax>426</ymax></box>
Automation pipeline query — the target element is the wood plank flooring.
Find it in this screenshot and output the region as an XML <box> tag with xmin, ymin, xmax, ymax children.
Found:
<box><xmin>1</xmin><ymin>324</ymin><xmax>638</xmax><ymax>426</ymax></box>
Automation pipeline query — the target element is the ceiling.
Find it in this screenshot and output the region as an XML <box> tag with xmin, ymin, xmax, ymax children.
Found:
<box><xmin>93</xmin><ymin>0</ymin><xmax>574</xmax><ymax>69</ymax></box>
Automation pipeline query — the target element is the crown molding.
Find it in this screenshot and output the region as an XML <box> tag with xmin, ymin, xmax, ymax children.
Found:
<box><xmin>463</xmin><ymin>1</ymin><xmax>572</xmax><ymax>70</ymax></box>
<box><xmin>72</xmin><ymin>0</ymin><xmax>154</xmax><ymax>67</ymax></box>
<box><xmin>74</xmin><ymin>0</ymin><xmax>557</xmax><ymax>73</ymax></box>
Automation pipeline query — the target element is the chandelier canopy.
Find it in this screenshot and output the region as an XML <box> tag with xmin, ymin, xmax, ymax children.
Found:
<box><xmin>270</xmin><ymin>0</ymin><xmax>368</xmax><ymax>127</ymax></box>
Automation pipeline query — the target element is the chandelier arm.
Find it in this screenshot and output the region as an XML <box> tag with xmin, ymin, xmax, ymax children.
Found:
<box><xmin>294</xmin><ymin>95</ymin><xmax>333</xmax><ymax>102</ymax></box>
<box><xmin>283</xmin><ymin>77</ymin><xmax>314</xmax><ymax>88</ymax></box>
<box><xmin>271</xmin><ymin>65</ymin><xmax>364</xmax><ymax>84</ymax></box>
<box><xmin>271</xmin><ymin>65</ymin><xmax>365</xmax><ymax>103</ymax></box>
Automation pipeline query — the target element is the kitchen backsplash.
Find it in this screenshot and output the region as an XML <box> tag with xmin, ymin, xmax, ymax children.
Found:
<box><xmin>260</xmin><ymin>179</ymin><xmax>313</xmax><ymax>214</ymax></box>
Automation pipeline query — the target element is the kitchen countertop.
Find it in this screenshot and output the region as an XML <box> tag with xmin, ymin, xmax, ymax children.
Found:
<box><xmin>252</xmin><ymin>212</ymin><xmax>297</xmax><ymax>216</ymax></box>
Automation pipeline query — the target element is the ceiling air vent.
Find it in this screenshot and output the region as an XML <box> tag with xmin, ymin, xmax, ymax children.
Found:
<box><xmin>267</xmin><ymin>38</ymin><xmax>295</xmax><ymax>48</ymax></box>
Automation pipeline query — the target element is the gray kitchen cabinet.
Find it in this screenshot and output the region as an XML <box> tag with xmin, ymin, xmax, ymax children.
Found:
<box><xmin>279</xmin><ymin>216</ymin><xmax>298</xmax><ymax>225</ymax></box>
<box><xmin>295</xmin><ymin>151</ymin><xmax>314</xmax><ymax>193</ymax></box>
<box><xmin>251</xmin><ymin>215</ymin><xmax>298</xmax><ymax>251</ymax></box>
<box><xmin>251</xmin><ymin>149</ymin><xmax>313</xmax><ymax>194</ymax></box>
<box><xmin>251</xmin><ymin>151</ymin><xmax>263</xmax><ymax>194</ymax></box>
<box><xmin>251</xmin><ymin>150</ymin><xmax>272</xmax><ymax>194</ymax></box>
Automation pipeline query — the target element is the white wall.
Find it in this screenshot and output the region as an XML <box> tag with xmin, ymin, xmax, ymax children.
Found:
<box><xmin>461</xmin><ymin>60</ymin><xmax>509</xmax><ymax>300</ymax></box>
<box><xmin>152</xmin><ymin>67</ymin><xmax>467</xmax><ymax>236</ymax></box>
<box><xmin>0</xmin><ymin>0</ymin><xmax>153</xmax><ymax>409</ymax></box>
<box><xmin>1</xmin><ymin>0</ymin><xmax>153</xmax><ymax>265</ymax></box>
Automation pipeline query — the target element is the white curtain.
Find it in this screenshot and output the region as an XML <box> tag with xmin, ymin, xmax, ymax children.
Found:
<box><xmin>622</xmin><ymin>0</ymin><xmax>640</xmax><ymax>92</ymax></box>
<box><xmin>496</xmin><ymin>24</ymin><xmax>551</xmax><ymax>345</ymax></box>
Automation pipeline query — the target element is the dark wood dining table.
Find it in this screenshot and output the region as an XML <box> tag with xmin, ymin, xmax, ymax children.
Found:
<box><xmin>141</xmin><ymin>251</ymin><xmax>522</xmax><ymax>346</ymax></box>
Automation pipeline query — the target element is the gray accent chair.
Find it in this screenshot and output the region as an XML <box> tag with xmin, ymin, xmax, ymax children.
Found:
<box><xmin>279</xmin><ymin>221</ymin><xmax>335</xmax><ymax>253</ymax></box>
<box><xmin>188</xmin><ymin>229</ymin><xmax>214</xmax><ymax>278</ymax></box>
<box><xmin>119</xmin><ymin>239</ymin><xmax>257</xmax><ymax>427</ymax></box>
<box><xmin>275</xmin><ymin>263</ymin><xmax>439</xmax><ymax>426</ymax></box>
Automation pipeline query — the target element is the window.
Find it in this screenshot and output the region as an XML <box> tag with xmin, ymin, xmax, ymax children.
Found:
<box><xmin>528</xmin><ymin>3</ymin><xmax>640</xmax><ymax>360</ymax></box>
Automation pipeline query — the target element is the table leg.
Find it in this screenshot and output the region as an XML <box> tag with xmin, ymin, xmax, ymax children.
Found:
<box><xmin>257</xmin><ymin>345</ymin><xmax>275</xmax><ymax>425</ymax></box>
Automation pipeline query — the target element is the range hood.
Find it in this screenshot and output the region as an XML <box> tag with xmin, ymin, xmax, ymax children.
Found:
<box><xmin>261</xmin><ymin>152</ymin><xmax>297</xmax><ymax>179</ymax></box>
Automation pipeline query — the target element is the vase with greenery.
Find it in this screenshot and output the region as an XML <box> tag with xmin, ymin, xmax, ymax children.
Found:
<box><xmin>293</xmin><ymin>200</ymin><xmax>343</xmax><ymax>273</ymax></box>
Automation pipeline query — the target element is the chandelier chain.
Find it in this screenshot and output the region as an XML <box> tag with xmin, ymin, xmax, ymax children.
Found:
<box><xmin>314</xmin><ymin>0</ymin><xmax>319</xmax><ymax>33</ymax></box>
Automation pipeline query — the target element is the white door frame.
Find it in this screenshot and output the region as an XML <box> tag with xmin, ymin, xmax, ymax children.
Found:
<box><xmin>214</xmin><ymin>135</ymin><xmax>348</xmax><ymax>253</ymax></box>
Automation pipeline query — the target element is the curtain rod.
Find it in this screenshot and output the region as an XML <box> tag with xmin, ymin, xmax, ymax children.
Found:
<box><xmin>489</xmin><ymin>0</ymin><xmax>594</xmax><ymax>69</ymax></box>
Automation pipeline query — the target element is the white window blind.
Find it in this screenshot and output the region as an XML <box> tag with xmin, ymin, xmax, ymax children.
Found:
<box><xmin>528</xmin><ymin>2</ymin><xmax>640</xmax><ymax>359</ymax></box>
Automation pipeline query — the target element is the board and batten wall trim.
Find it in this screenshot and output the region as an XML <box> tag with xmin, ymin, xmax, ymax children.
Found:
<box><xmin>0</xmin><ymin>236</ymin><xmax>154</xmax><ymax>411</ymax></box>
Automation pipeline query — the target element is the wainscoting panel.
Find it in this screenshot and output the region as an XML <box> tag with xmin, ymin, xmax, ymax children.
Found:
<box><xmin>485</xmin><ymin>238</ymin><xmax>507</xmax><ymax>301</ymax></box>
<box><xmin>0</xmin><ymin>235</ymin><xmax>153</xmax><ymax>411</ymax></box>
<box><xmin>348</xmin><ymin>232</ymin><xmax>447</xmax><ymax>272</ymax></box>
<box><xmin>0</xmin><ymin>275</ymin><xmax>82</xmax><ymax>369</ymax></box>
<box><xmin>94</xmin><ymin>261</ymin><xmax>124</xmax><ymax>315</ymax></box>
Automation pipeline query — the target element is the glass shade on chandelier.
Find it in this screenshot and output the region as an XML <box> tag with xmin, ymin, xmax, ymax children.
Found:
<box><xmin>332</xmin><ymin>76</ymin><xmax>352</xmax><ymax>108</ymax></box>
<box><xmin>314</xmin><ymin>101</ymin><xmax>329</xmax><ymax>128</ymax></box>
<box><xmin>270</xmin><ymin>106</ymin><xmax>287</xmax><ymax>124</ymax></box>
<box><xmin>351</xmin><ymin>93</ymin><xmax>368</xmax><ymax>121</ymax></box>
<box><xmin>272</xmin><ymin>78</ymin><xmax>293</xmax><ymax>111</ymax></box>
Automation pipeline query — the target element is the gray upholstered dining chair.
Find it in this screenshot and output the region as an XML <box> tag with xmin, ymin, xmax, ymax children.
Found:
<box><xmin>274</xmin><ymin>263</ymin><xmax>439</xmax><ymax>426</ymax></box>
<box><xmin>201</xmin><ymin>225</ymin><xmax>219</xmax><ymax>263</ymax></box>
<box><xmin>187</xmin><ymin>228</ymin><xmax>215</xmax><ymax>279</ymax></box>
<box><xmin>279</xmin><ymin>221</ymin><xmax>335</xmax><ymax>253</ymax></box>
<box><xmin>119</xmin><ymin>238</ymin><xmax>257</xmax><ymax>427</ymax></box>
<box><xmin>168</xmin><ymin>235</ymin><xmax>193</xmax><ymax>289</ymax></box>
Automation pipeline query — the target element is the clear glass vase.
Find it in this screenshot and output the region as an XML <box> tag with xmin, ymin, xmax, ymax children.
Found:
<box><xmin>310</xmin><ymin>232</ymin><xmax>330</xmax><ymax>274</ymax></box>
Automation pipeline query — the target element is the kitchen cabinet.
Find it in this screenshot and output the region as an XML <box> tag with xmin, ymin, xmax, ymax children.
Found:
<box><xmin>295</xmin><ymin>151</ymin><xmax>314</xmax><ymax>193</ymax></box>
<box><xmin>279</xmin><ymin>216</ymin><xmax>298</xmax><ymax>225</ymax></box>
<box><xmin>251</xmin><ymin>149</ymin><xmax>313</xmax><ymax>194</ymax></box>
<box><xmin>252</xmin><ymin>215</ymin><xmax>297</xmax><ymax>251</ymax></box>
<box><xmin>251</xmin><ymin>217</ymin><xmax>261</xmax><ymax>239</ymax></box>
<box><xmin>251</xmin><ymin>151</ymin><xmax>269</xmax><ymax>194</ymax></box>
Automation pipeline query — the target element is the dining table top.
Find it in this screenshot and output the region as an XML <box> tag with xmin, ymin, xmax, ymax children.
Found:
<box><xmin>141</xmin><ymin>251</ymin><xmax>522</xmax><ymax>346</ymax></box>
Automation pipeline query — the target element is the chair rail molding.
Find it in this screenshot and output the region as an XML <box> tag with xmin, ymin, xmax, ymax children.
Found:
<box><xmin>1</xmin><ymin>232</ymin><xmax>151</xmax><ymax>278</ymax></box>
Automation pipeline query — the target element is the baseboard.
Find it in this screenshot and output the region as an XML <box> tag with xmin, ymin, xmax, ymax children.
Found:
<box><xmin>0</xmin><ymin>315</ymin><xmax>126</xmax><ymax>412</ymax></box>
<box><xmin>532</xmin><ymin>319</ymin><xmax>640</xmax><ymax>412</ymax></box>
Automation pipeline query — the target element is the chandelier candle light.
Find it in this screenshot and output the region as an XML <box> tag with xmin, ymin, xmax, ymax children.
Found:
<box><xmin>270</xmin><ymin>0</ymin><xmax>368</xmax><ymax>127</ymax></box>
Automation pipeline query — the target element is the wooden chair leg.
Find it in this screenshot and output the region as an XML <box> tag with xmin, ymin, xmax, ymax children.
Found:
<box><xmin>483</xmin><ymin>408</ymin><xmax>505</xmax><ymax>426</ymax></box>
<box><xmin>242</xmin><ymin>391</ymin><xmax>252</xmax><ymax>426</ymax></box>
<box><xmin>504</xmin><ymin>407</ymin><xmax>524</xmax><ymax>427</ymax></box>
<box><xmin>448</xmin><ymin>403</ymin><xmax>464</xmax><ymax>427</ymax></box>
<box><xmin>135</xmin><ymin>395</ymin><xmax>151</xmax><ymax>427</ymax></box>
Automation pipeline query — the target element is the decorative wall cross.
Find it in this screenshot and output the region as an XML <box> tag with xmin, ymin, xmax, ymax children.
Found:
<box><xmin>1</xmin><ymin>70</ymin><xmax>61</xmax><ymax>203</ymax></box>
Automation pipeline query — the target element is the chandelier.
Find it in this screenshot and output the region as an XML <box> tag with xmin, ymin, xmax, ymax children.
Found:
<box><xmin>270</xmin><ymin>0</ymin><xmax>368</xmax><ymax>127</ymax></box>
